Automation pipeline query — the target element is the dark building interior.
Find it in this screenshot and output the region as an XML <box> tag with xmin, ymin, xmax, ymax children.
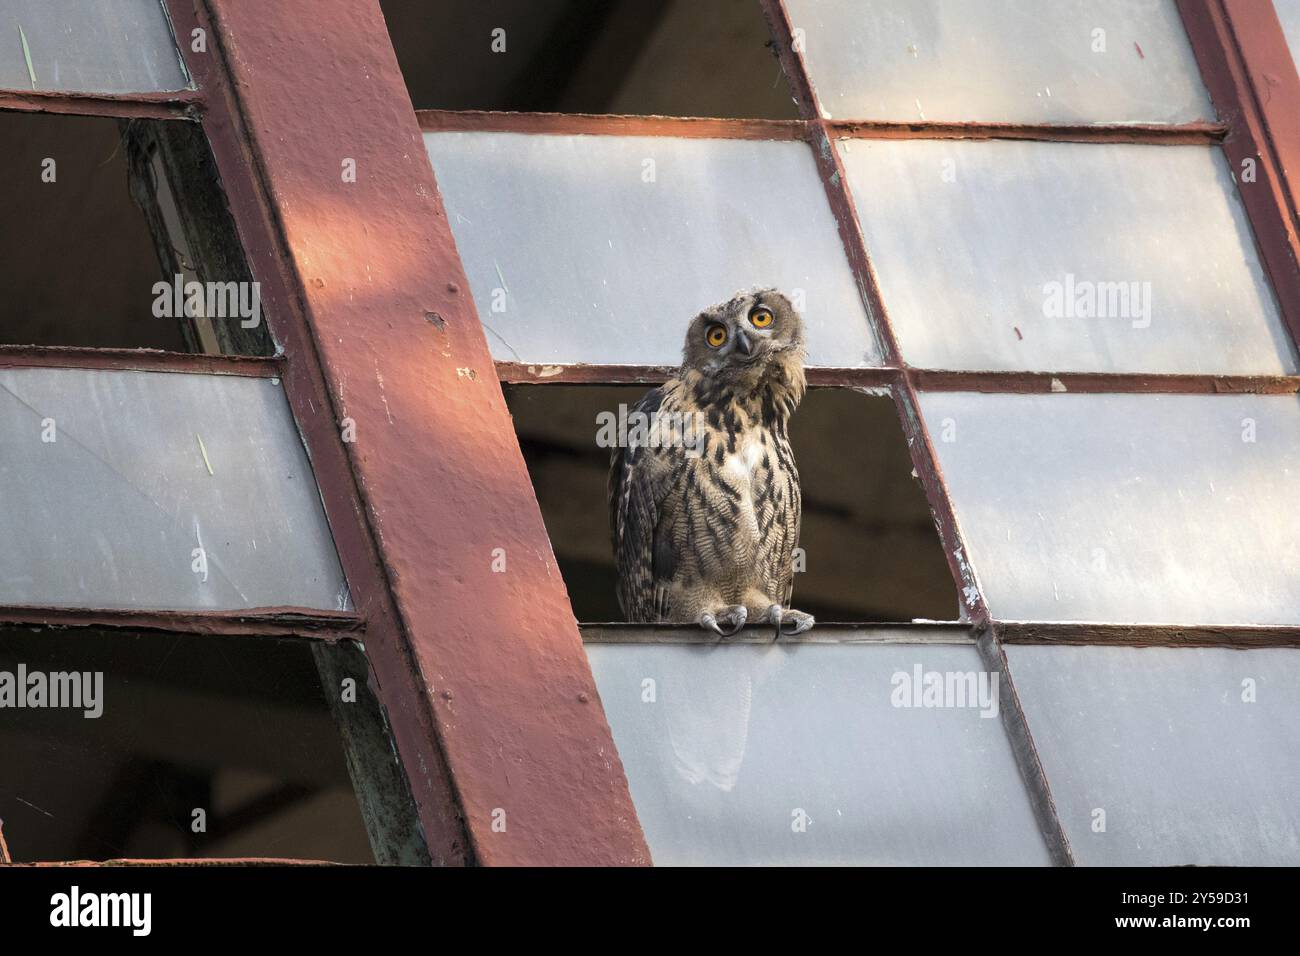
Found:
<box><xmin>380</xmin><ymin>0</ymin><xmax>798</xmax><ymax>118</ymax></box>
<box><xmin>0</xmin><ymin>630</ymin><xmax>374</xmax><ymax>863</ymax></box>
<box><xmin>506</xmin><ymin>385</ymin><xmax>959</xmax><ymax>623</ymax></box>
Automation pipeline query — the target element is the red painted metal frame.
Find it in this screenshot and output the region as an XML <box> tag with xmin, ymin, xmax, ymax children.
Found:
<box><xmin>909</xmin><ymin>369</ymin><xmax>1300</xmax><ymax>394</ymax></box>
<box><xmin>826</xmin><ymin>118</ymin><xmax>1228</xmax><ymax>145</ymax></box>
<box><xmin>1179</xmin><ymin>0</ymin><xmax>1300</xmax><ymax>351</ymax></box>
<box><xmin>0</xmin><ymin>345</ymin><xmax>280</xmax><ymax>377</ymax></box>
<box><xmin>20</xmin><ymin>857</ymin><xmax>336</xmax><ymax>867</ymax></box>
<box><xmin>164</xmin><ymin>0</ymin><xmax>649</xmax><ymax>866</ymax></box>
<box><xmin>419</xmin><ymin>108</ymin><xmax>1228</xmax><ymax>146</ymax></box>
<box><xmin>0</xmin><ymin>87</ymin><xmax>200</xmax><ymax>120</ymax></box>
<box><xmin>495</xmin><ymin>361</ymin><xmax>900</xmax><ymax>389</ymax></box>
<box><xmin>1218</xmin><ymin>0</ymin><xmax>1300</xmax><ymax>219</ymax></box>
<box><xmin>0</xmin><ymin>605</ymin><xmax>361</xmax><ymax>641</ymax></box>
<box><xmin>999</xmin><ymin>621</ymin><xmax>1300</xmax><ymax>648</ymax></box>
<box><xmin>419</xmin><ymin>109</ymin><xmax>807</xmax><ymax>140</ymax></box>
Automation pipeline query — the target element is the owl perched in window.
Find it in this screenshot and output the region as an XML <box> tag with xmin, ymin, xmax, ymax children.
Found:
<box><xmin>608</xmin><ymin>289</ymin><xmax>813</xmax><ymax>638</ymax></box>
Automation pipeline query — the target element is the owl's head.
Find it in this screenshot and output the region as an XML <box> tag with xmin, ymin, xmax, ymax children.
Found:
<box><xmin>680</xmin><ymin>289</ymin><xmax>806</xmax><ymax>380</ymax></box>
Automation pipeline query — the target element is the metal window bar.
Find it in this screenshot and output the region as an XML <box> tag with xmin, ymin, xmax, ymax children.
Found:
<box><xmin>0</xmin><ymin>87</ymin><xmax>200</xmax><ymax>120</ymax></box>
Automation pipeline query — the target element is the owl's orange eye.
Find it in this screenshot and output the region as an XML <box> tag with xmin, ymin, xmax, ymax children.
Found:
<box><xmin>749</xmin><ymin>306</ymin><xmax>774</xmax><ymax>329</ymax></box>
<box><xmin>706</xmin><ymin>324</ymin><xmax>728</xmax><ymax>348</ymax></box>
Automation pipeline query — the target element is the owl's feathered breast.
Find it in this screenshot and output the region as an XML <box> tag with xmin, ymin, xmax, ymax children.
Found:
<box><xmin>609</xmin><ymin>367</ymin><xmax>803</xmax><ymax>623</ymax></box>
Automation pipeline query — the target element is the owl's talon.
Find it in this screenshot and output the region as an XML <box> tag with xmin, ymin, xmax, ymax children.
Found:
<box><xmin>766</xmin><ymin>604</ymin><xmax>785</xmax><ymax>642</ymax></box>
<box><xmin>700</xmin><ymin>605</ymin><xmax>747</xmax><ymax>637</ymax></box>
<box><xmin>768</xmin><ymin>604</ymin><xmax>814</xmax><ymax>639</ymax></box>
<box><xmin>781</xmin><ymin>609</ymin><xmax>815</xmax><ymax>636</ymax></box>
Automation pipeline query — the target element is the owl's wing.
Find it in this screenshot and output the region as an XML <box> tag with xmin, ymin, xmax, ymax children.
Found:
<box><xmin>782</xmin><ymin>466</ymin><xmax>801</xmax><ymax>607</ymax></box>
<box><xmin>609</xmin><ymin>387</ymin><xmax>684</xmax><ymax>621</ymax></box>
<box><xmin>761</xmin><ymin>437</ymin><xmax>801</xmax><ymax>607</ymax></box>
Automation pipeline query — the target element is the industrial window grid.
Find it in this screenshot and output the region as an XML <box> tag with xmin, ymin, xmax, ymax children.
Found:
<box><xmin>0</xmin><ymin>0</ymin><xmax>1296</xmax><ymax>866</ymax></box>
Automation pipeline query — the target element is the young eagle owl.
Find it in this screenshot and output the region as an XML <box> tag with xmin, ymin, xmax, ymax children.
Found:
<box><xmin>608</xmin><ymin>289</ymin><xmax>813</xmax><ymax>637</ymax></box>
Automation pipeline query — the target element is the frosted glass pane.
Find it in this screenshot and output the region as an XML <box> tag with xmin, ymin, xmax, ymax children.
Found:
<box><xmin>426</xmin><ymin>131</ymin><xmax>882</xmax><ymax>367</ymax></box>
<box><xmin>586</xmin><ymin>636</ymin><xmax>1050</xmax><ymax>865</ymax></box>
<box><xmin>0</xmin><ymin>0</ymin><xmax>189</xmax><ymax>94</ymax></box>
<box><xmin>919</xmin><ymin>392</ymin><xmax>1300</xmax><ymax>625</ymax></box>
<box><xmin>0</xmin><ymin>368</ymin><xmax>349</xmax><ymax>611</ymax></box>
<box><xmin>1007</xmin><ymin>645</ymin><xmax>1300</xmax><ymax>865</ymax></box>
<box><xmin>785</xmin><ymin>0</ymin><xmax>1213</xmax><ymax>123</ymax></box>
<box><xmin>1278</xmin><ymin>0</ymin><xmax>1300</xmax><ymax>73</ymax></box>
<box><xmin>840</xmin><ymin>139</ymin><xmax>1294</xmax><ymax>374</ymax></box>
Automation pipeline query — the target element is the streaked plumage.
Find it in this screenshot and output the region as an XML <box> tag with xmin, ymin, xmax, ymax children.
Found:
<box><xmin>609</xmin><ymin>289</ymin><xmax>813</xmax><ymax>637</ymax></box>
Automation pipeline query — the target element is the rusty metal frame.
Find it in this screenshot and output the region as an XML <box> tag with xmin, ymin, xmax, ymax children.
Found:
<box><xmin>999</xmin><ymin>620</ymin><xmax>1300</xmax><ymax>648</ymax></box>
<box><xmin>0</xmin><ymin>88</ymin><xmax>200</xmax><ymax>121</ymax></box>
<box><xmin>1180</xmin><ymin>0</ymin><xmax>1300</xmax><ymax>348</ymax></box>
<box><xmin>0</xmin><ymin>605</ymin><xmax>361</xmax><ymax>641</ymax></box>
<box><xmin>17</xmin><ymin>857</ymin><xmax>337</xmax><ymax>867</ymax></box>
<box><xmin>910</xmin><ymin>369</ymin><xmax>1300</xmax><ymax>394</ymax></box>
<box><xmin>0</xmin><ymin>345</ymin><xmax>280</xmax><ymax>376</ymax></box>
<box><xmin>583</xmin><ymin>621</ymin><xmax>1300</xmax><ymax>648</ymax></box>
<box><xmin>495</xmin><ymin>361</ymin><xmax>902</xmax><ymax>388</ymax></box>
<box><xmin>499</xmin><ymin>362</ymin><xmax>1300</xmax><ymax>394</ymax></box>
<box><xmin>826</xmin><ymin>118</ymin><xmax>1229</xmax><ymax>145</ymax></box>
<box><xmin>418</xmin><ymin>108</ymin><xmax>1230</xmax><ymax>146</ymax></box>
<box><xmin>583</xmin><ymin>621</ymin><xmax>976</xmax><ymax>644</ymax></box>
<box><xmin>419</xmin><ymin>109</ymin><xmax>807</xmax><ymax>140</ymax></box>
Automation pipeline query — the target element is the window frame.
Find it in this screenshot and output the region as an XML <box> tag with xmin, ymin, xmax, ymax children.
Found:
<box><xmin>3</xmin><ymin>0</ymin><xmax>1299</xmax><ymax>867</ymax></box>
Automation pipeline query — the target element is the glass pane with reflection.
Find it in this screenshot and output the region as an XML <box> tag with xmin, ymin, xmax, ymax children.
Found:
<box><xmin>0</xmin><ymin>0</ymin><xmax>189</xmax><ymax>95</ymax></box>
<box><xmin>426</xmin><ymin>131</ymin><xmax>882</xmax><ymax>367</ymax></box>
<box><xmin>784</xmin><ymin>0</ymin><xmax>1212</xmax><ymax>123</ymax></box>
<box><xmin>1007</xmin><ymin>644</ymin><xmax>1300</xmax><ymax>866</ymax></box>
<box><xmin>840</xmin><ymin>139</ymin><xmax>1293</xmax><ymax>374</ymax></box>
<box><xmin>0</xmin><ymin>368</ymin><xmax>350</xmax><ymax>611</ymax></box>
<box><xmin>919</xmin><ymin>391</ymin><xmax>1300</xmax><ymax>625</ymax></box>
<box><xmin>586</xmin><ymin>634</ymin><xmax>1050</xmax><ymax>865</ymax></box>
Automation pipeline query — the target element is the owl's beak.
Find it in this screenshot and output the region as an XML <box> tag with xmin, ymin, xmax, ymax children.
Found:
<box><xmin>734</xmin><ymin>329</ymin><xmax>753</xmax><ymax>357</ymax></box>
